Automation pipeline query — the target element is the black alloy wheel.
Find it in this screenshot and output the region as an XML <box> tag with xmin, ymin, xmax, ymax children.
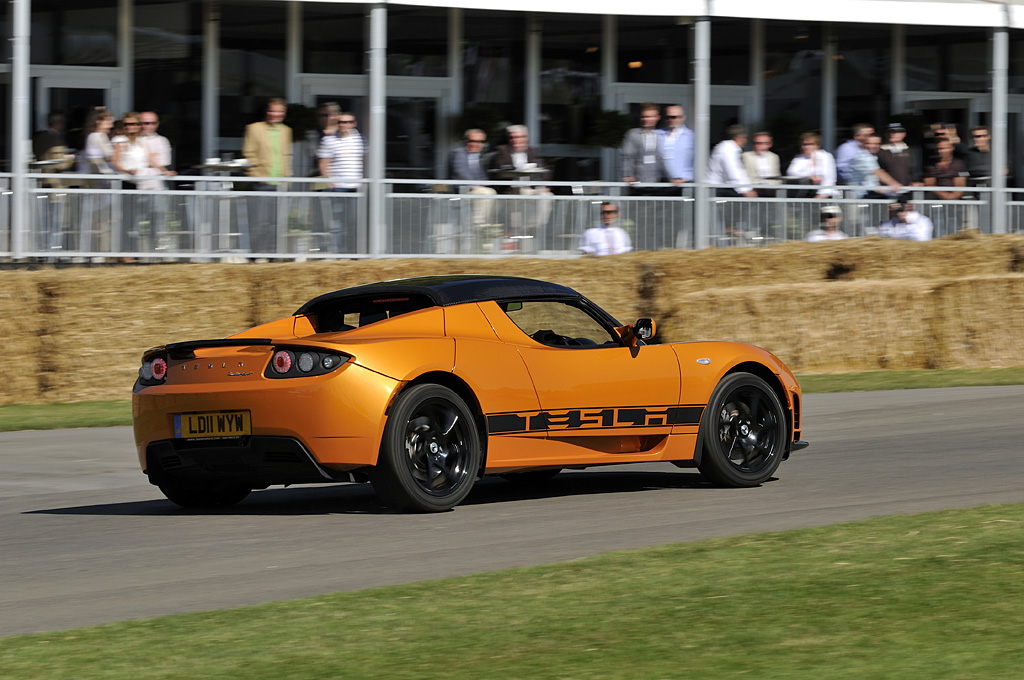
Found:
<box><xmin>697</xmin><ymin>372</ymin><xmax>786</xmax><ymax>487</ymax></box>
<box><xmin>372</xmin><ymin>384</ymin><xmax>481</xmax><ymax>512</ymax></box>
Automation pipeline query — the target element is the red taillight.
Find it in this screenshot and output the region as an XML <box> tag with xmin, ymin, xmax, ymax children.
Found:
<box><xmin>272</xmin><ymin>350</ymin><xmax>293</xmax><ymax>374</ymax></box>
<box><xmin>151</xmin><ymin>357</ymin><xmax>167</xmax><ymax>380</ymax></box>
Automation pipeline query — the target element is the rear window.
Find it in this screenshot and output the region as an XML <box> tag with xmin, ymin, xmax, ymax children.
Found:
<box><xmin>309</xmin><ymin>294</ymin><xmax>435</xmax><ymax>332</ymax></box>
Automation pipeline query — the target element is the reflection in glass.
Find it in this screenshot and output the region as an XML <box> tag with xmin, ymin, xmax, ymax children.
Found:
<box><xmin>388</xmin><ymin>7</ymin><xmax>447</xmax><ymax>77</ymax></box>
<box><xmin>134</xmin><ymin>0</ymin><xmax>203</xmax><ymax>170</ymax></box>
<box><xmin>835</xmin><ymin>25</ymin><xmax>891</xmax><ymax>145</ymax></box>
<box><xmin>303</xmin><ymin>4</ymin><xmax>364</xmax><ymax>75</ymax></box>
<box><xmin>906</xmin><ymin>26</ymin><xmax>987</xmax><ymax>93</ymax></box>
<box><xmin>31</xmin><ymin>0</ymin><xmax>117</xmax><ymax>67</ymax></box>
<box><xmin>386</xmin><ymin>97</ymin><xmax>436</xmax><ymax>179</ymax></box>
<box><xmin>541</xmin><ymin>15</ymin><xmax>601</xmax><ymax>146</ymax></box>
<box><xmin>617</xmin><ymin>17</ymin><xmax>689</xmax><ymax>84</ymax></box>
<box><xmin>219</xmin><ymin>1</ymin><xmax>287</xmax><ymax>138</ymax></box>
<box><xmin>463</xmin><ymin>11</ymin><xmax>525</xmax><ymax>133</ymax></box>
<box><xmin>763</xmin><ymin>21</ymin><xmax>822</xmax><ymax>162</ymax></box>
<box><xmin>712</xmin><ymin>19</ymin><xmax>750</xmax><ymax>85</ymax></box>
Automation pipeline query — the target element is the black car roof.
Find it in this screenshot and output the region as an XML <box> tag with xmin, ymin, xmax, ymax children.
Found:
<box><xmin>293</xmin><ymin>275</ymin><xmax>582</xmax><ymax>315</ymax></box>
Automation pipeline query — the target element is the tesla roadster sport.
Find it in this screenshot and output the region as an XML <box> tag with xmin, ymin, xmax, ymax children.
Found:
<box><xmin>133</xmin><ymin>275</ymin><xmax>807</xmax><ymax>512</ymax></box>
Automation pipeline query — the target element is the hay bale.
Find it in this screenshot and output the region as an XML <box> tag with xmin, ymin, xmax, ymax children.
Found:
<box><xmin>656</xmin><ymin>279</ymin><xmax>943</xmax><ymax>373</ymax></box>
<box><xmin>0</xmin><ymin>272</ymin><xmax>43</xmax><ymax>405</ymax></box>
<box><xmin>44</xmin><ymin>265</ymin><xmax>254</xmax><ymax>403</ymax></box>
<box><xmin>931</xmin><ymin>275</ymin><xmax>1024</xmax><ymax>368</ymax></box>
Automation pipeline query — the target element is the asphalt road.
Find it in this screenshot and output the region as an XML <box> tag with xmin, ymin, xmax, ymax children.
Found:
<box><xmin>2</xmin><ymin>386</ymin><xmax>1022</xmax><ymax>638</ymax></box>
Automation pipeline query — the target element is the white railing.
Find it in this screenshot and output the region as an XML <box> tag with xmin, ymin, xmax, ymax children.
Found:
<box><xmin>2</xmin><ymin>175</ymin><xmax>1018</xmax><ymax>260</ymax></box>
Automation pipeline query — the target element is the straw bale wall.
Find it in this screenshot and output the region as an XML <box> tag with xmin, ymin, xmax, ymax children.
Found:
<box><xmin>1</xmin><ymin>234</ymin><xmax>1023</xmax><ymax>404</ymax></box>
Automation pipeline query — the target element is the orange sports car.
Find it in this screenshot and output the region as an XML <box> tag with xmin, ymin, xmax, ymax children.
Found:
<box><xmin>133</xmin><ymin>275</ymin><xmax>807</xmax><ymax>512</ymax></box>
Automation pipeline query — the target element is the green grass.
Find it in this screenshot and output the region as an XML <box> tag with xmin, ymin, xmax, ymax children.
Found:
<box><xmin>1</xmin><ymin>503</ymin><xmax>1022</xmax><ymax>679</ymax></box>
<box><xmin>2</xmin><ymin>367</ymin><xmax>1023</xmax><ymax>433</ymax></box>
<box><xmin>798</xmin><ymin>366</ymin><xmax>1024</xmax><ymax>393</ymax></box>
<box><xmin>0</xmin><ymin>400</ymin><xmax>131</xmax><ymax>432</ymax></box>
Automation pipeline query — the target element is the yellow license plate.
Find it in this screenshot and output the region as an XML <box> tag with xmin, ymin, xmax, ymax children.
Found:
<box><xmin>174</xmin><ymin>411</ymin><xmax>251</xmax><ymax>439</ymax></box>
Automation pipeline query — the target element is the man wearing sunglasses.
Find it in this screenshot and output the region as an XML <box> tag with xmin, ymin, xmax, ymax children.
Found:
<box><xmin>579</xmin><ymin>202</ymin><xmax>632</xmax><ymax>256</ymax></box>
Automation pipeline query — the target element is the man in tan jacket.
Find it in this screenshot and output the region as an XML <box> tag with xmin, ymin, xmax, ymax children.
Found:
<box><xmin>243</xmin><ymin>97</ymin><xmax>293</xmax><ymax>186</ymax></box>
<box><xmin>242</xmin><ymin>98</ymin><xmax>292</xmax><ymax>253</ymax></box>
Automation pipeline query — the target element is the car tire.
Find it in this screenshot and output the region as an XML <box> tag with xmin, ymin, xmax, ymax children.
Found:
<box><xmin>500</xmin><ymin>468</ymin><xmax>562</xmax><ymax>483</ymax></box>
<box><xmin>158</xmin><ymin>483</ymin><xmax>251</xmax><ymax>508</ymax></box>
<box><xmin>372</xmin><ymin>384</ymin><xmax>481</xmax><ymax>512</ymax></box>
<box><xmin>697</xmin><ymin>372</ymin><xmax>786</xmax><ymax>488</ymax></box>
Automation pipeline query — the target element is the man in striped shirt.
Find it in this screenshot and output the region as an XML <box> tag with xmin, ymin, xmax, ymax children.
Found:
<box><xmin>318</xmin><ymin>112</ymin><xmax>363</xmax><ymax>191</ymax></box>
<box><xmin>317</xmin><ymin>112</ymin><xmax>363</xmax><ymax>252</ymax></box>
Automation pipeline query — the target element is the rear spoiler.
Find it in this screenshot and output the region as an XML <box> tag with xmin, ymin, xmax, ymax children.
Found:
<box><xmin>148</xmin><ymin>338</ymin><xmax>274</xmax><ymax>361</ymax></box>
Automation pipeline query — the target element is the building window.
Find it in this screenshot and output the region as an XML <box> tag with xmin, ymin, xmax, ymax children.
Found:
<box><xmin>540</xmin><ymin>14</ymin><xmax>601</xmax><ymax>146</ymax></box>
<box><xmin>302</xmin><ymin>3</ymin><xmax>364</xmax><ymax>75</ymax></box>
<box><xmin>1007</xmin><ymin>30</ymin><xmax>1024</xmax><ymax>94</ymax></box>
<box><xmin>219</xmin><ymin>1</ymin><xmax>287</xmax><ymax>139</ymax></box>
<box><xmin>388</xmin><ymin>7</ymin><xmax>448</xmax><ymax>77</ymax></box>
<box><xmin>711</xmin><ymin>19</ymin><xmax>750</xmax><ymax>85</ymax></box>
<box><xmin>906</xmin><ymin>26</ymin><xmax>988</xmax><ymax>93</ymax></box>
<box><xmin>763</xmin><ymin>21</ymin><xmax>822</xmax><ymax>158</ymax></box>
<box><xmin>617</xmin><ymin>17</ymin><xmax>689</xmax><ymax>84</ymax></box>
<box><xmin>462</xmin><ymin>11</ymin><xmax>525</xmax><ymax>133</ymax></box>
<box><xmin>31</xmin><ymin>0</ymin><xmax>118</xmax><ymax>67</ymax></box>
<box><xmin>836</xmin><ymin>25</ymin><xmax>892</xmax><ymax>138</ymax></box>
<box><xmin>134</xmin><ymin>0</ymin><xmax>204</xmax><ymax>170</ymax></box>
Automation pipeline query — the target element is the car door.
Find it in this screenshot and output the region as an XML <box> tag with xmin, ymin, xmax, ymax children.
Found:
<box><xmin>480</xmin><ymin>299</ymin><xmax>684</xmax><ymax>444</ymax></box>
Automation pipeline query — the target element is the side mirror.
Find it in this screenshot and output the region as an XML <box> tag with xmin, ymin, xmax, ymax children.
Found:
<box><xmin>634</xmin><ymin>318</ymin><xmax>656</xmax><ymax>342</ymax></box>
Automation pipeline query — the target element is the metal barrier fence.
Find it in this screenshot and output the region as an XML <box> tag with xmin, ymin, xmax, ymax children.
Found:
<box><xmin>0</xmin><ymin>174</ymin><xmax>11</xmax><ymax>257</ymax></box>
<box><xmin>1</xmin><ymin>175</ymin><xmax>1018</xmax><ymax>261</ymax></box>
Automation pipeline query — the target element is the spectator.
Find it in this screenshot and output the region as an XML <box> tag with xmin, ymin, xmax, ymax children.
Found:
<box><xmin>877</xmin><ymin>123</ymin><xmax>919</xmax><ymax>187</ymax></box>
<box><xmin>836</xmin><ymin>123</ymin><xmax>874</xmax><ymax>183</ymax></box>
<box><xmin>33</xmin><ymin>112</ymin><xmax>75</xmax><ymax>186</ymax></box>
<box><xmin>924</xmin><ymin>138</ymin><xmax>967</xmax><ymax>200</ymax></box>
<box><xmin>308</xmin><ymin>102</ymin><xmax>340</xmax><ymax>175</ymax></box>
<box><xmin>662</xmin><ymin>105</ymin><xmax>694</xmax><ymax>185</ymax></box>
<box><xmin>966</xmin><ymin>126</ymin><xmax>992</xmax><ymax>184</ymax></box>
<box><xmin>488</xmin><ymin>124</ymin><xmax>550</xmax><ymax>183</ymax></box>
<box><xmin>741</xmin><ymin>131</ymin><xmax>781</xmax><ymax>195</ymax></box>
<box><xmin>621</xmin><ymin>103</ymin><xmax>666</xmax><ymax>193</ymax></box>
<box><xmin>317</xmin><ymin>111</ymin><xmax>363</xmax><ymax>253</ymax></box>
<box><xmin>848</xmin><ymin>134</ymin><xmax>902</xmax><ymax>199</ymax></box>
<box><xmin>83</xmin><ymin>107</ymin><xmax>115</xmax><ymax>187</ymax></box>
<box><xmin>786</xmin><ymin>132</ymin><xmax>837</xmax><ymax>198</ymax></box>
<box><xmin>806</xmin><ymin>205</ymin><xmax>849</xmax><ymax>242</ymax></box>
<box><xmin>243</xmin><ymin>97</ymin><xmax>293</xmax><ymax>253</ymax></box>
<box><xmin>318</xmin><ymin>111</ymin><xmax>363</xmax><ymax>191</ymax></box>
<box><xmin>707</xmin><ymin>124</ymin><xmax>756</xmax><ymax>197</ymax></box>
<box><xmin>579</xmin><ymin>202</ymin><xmax>632</xmax><ymax>256</ymax></box>
<box><xmin>450</xmin><ymin>128</ymin><xmax>491</xmax><ymax>185</ymax></box>
<box><xmin>242</xmin><ymin>97</ymin><xmax>293</xmax><ymax>187</ymax></box>
<box><xmin>449</xmin><ymin>128</ymin><xmax>496</xmax><ymax>227</ymax></box>
<box><xmin>138</xmin><ymin>111</ymin><xmax>177</xmax><ymax>190</ymax></box>
<box><xmin>488</xmin><ymin>124</ymin><xmax>552</xmax><ymax>245</ymax></box>
<box><xmin>878</xmin><ymin>197</ymin><xmax>933</xmax><ymax>241</ymax></box>
<box><xmin>112</xmin><ymin>112</ymin><xmax>154</xmax><ymax>180</ymax></box>
<box><xmin>924</xmin><ymin>123</ymin><xmax>967</xmax><ymax>165</ymax></box>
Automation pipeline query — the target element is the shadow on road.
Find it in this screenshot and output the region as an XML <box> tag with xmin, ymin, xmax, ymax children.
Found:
<box><xmin>25</xmin><ymin>469</ymin><xmax>738</xmax><ymax>517</ymax></box>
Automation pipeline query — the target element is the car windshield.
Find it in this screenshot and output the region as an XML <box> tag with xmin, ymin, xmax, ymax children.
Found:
<box><xmin>310</xmin><ymin>294</ymin><xmax>435</xmax><ymax>332</ymax></box>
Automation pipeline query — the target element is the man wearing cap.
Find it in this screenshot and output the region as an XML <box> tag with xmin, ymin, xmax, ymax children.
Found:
<box><xmin>878</xmin><ymin>123</ymin><xmax>918</xmax><ymax>186</ymax></box>
<box><xmin>878</xmin><ymin>197</ymin><xmax>933</xmax><ymax>242</ymax></box>
<box><xmin>806</xmin><ymin>205</ymin><xmax>849</xmax><ymax>242</ymax></box>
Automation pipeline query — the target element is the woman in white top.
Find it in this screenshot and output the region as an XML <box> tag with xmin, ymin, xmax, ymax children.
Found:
<box><xmin>83</xmin><ymin>108</ymin><xmax>115</xmax><ymax>187</ymax></box>
<box><xmin>112</xmin><ymin>112</ymin><xmax>155</xmax><ymax>182</ymax></box>
<box><xmin>787</xmin><ymin>132</ymin><xmax>837</xmax><ymax>198</ymax></box>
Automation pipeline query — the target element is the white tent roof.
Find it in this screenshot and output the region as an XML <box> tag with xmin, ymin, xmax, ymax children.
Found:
<box><xmin>301</xmin><ymin>0</ymin><xmax>1024</xmax><ymax>29</ymax></box>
